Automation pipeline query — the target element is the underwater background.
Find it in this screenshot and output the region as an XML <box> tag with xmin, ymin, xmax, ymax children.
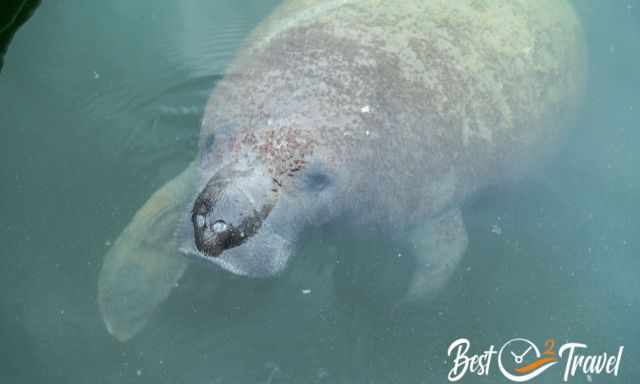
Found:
<box><xmin>0</xmin><ymin>1</ymin><xmax>638</xmax><ymax>383</ymax></box>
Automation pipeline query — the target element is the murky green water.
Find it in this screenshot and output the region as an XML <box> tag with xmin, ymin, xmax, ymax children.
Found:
<box><xmin>1</xmin><ymin>1</ymin><xmax>638</xmax><ymax>383</ymax></box>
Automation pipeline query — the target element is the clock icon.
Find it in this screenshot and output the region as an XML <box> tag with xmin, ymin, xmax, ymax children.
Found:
<box><xmin>498</xmin><ymin>338</ymin><xmax>558</xmax><ymax>382</ymax></box>
<box><xmin>511</xmin><ymin>345</ymin><xmax>533</xmax><ymax>364</ymax></box>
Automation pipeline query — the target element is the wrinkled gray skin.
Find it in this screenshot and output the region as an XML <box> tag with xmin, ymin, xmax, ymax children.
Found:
<box><xmin>99</xmin><ymin>0</ymin><xmax>586</xmax><ymax>341</ymax></box>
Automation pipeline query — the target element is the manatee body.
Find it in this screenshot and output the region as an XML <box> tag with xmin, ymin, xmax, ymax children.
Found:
<box><xmin>98</xmin><ymin>0</ymin><xmax>586</xmax><ymax>341</ymax></box>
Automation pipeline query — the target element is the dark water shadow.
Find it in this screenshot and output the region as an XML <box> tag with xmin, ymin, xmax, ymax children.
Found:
<box><xmin>0</xmin><ymin>0</ymin><xmax>40</xmax><ymax>73</ymax></box>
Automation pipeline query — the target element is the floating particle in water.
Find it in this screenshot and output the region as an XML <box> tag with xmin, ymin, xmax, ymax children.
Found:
<box><xmin>136</xmin><ymin>369</ymin><xmax>142</xmax><ymax>376</ymax></box>
<box><xmin>491</xmin><ymin>224</ymin><xmax>502</xmax><ymax>235</ymax></box>
<box><xmin>301</xmin><ymin>289</ymin><xmax>311</xmax><ymax>295</ymax></box>
<box><xmin>361</xmin><ymin>105</ymin><xmax>371</xmax><ymax>113</ymax></box>
<box><xmin>317</xmin><ymin>368</ymin><xmax>330</xmax><ymax>380</ymax></box>
<box><xmin>262</xmin><ymin>362</ymin><xmax>280</xmax><ymax>384</ymax></box>
<box><xmin>93</xmin><ymin>71</ymin><xmax>100</xmax><ymax>79</ymax></box>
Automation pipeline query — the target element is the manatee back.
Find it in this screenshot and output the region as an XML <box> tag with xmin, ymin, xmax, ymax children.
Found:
<box><xmin>205</xmin><ymin>0</ymin><xmax>586</xmax><ymax>225</ymax></box>
<box><xmin>248</xmin><ymin>0</ymin><xmax>586</xmax><ymax>170</ymax></box>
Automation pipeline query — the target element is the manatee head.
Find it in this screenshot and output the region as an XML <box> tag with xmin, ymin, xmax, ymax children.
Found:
<box><xmin>179</xmin><ymin>129</ymin><xmax>340</xmax><ymax>278</ymax></box>
<box><xmin>96</xmin><ymin>126</ymin><xmax>342</xmax><ymax>341</ymax></box>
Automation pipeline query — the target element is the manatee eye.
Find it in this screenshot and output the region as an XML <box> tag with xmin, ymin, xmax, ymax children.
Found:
<box><xmin>304</xmin><ymin>170</ymin><xmax>332</xmax><ymax>191</ymax></box>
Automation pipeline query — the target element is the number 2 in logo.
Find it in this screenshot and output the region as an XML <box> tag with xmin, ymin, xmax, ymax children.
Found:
<box><xmin>543</xmin><ymin>338</ymin><xmax>556</xmax><ymax>356</ymax></box>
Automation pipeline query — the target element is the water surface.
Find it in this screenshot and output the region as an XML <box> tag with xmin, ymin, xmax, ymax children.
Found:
<box><xmin>1</xmin><ymin>1</ymin><xmax>639</xmax><ymax>383</ymax></box>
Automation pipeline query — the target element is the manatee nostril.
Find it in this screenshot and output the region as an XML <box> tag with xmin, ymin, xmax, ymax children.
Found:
<box><xmin>211</xmin><ymin>220</ymin><xmax>228</xmax><ymax>234</ymax></box>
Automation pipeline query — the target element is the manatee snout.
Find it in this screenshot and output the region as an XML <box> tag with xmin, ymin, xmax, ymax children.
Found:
<box><xmin>191</xmin><ymin>174</ymin><xmax>273</xmax><ymax>258</ymax></box>
<box><xmin>186</xmin><ymin>171</ymin><xmax>293</xmax><ymax>277</ymax></box>
<box><xmin>182</xmin><ymin>156</ymin><xmax>337</xmax><ymax>277</ymax></box>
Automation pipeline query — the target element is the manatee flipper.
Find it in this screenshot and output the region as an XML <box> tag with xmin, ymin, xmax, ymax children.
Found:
<box><xmin>404</xmin><ymin>209</ymin><xmax>468</xmax><ymax>302</ymax></box>
<box><xmin>98</xmin><ymin>162</ymin><xmax>198</xmax><ymax>341</ymax></box>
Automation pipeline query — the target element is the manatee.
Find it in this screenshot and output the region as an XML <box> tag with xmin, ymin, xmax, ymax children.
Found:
<box><xmin>98</xmin><ymin>0</ymin><xmax>586</xmax><ymax>341</ymax></box>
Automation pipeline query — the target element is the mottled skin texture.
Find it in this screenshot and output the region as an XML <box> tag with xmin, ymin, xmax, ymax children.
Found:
<box><xmin>98</xmin><ymin>0</ymin><xmax>586</xmax><ymax>341</ymax></box>
<box><xmin>201</xmin><ymin>0</ymin><xmax>585</xmax><ymax>231</ymax></box>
